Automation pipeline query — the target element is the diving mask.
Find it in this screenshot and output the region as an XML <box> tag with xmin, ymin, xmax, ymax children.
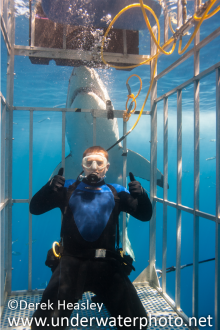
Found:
<box><xmin>82</xmin><ymin>153</ymin><xmax>109</xmax><ymax>171</ymax></box>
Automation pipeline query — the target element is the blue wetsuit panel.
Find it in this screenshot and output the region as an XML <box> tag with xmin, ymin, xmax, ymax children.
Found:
<box><xmin>64</xmin><ymin>179</ymin><xmax>76</xmax><ymax>188</ymax></box>
<box><xmin>110</xmin><ymin>184</ymin><xmax>130</xmax><ymax>194</ymax></box>
<box><xmin>69</xmin><ymin>182</ymin><xmax>115</xmax><ymax>242</ymax></box>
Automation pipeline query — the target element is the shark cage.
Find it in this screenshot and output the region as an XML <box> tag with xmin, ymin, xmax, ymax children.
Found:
<box><xmin>0</xmin><ymin>0</ymin><xmax>220</xmax><ymax>329</ymax></box>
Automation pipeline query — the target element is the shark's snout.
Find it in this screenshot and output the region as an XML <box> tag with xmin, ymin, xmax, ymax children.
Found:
<box><xmin>68</xmin><ymin>66</ymin><xmax>109</xmax><ymax>108</ymax></box>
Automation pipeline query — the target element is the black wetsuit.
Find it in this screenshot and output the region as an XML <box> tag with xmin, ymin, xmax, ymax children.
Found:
<box><xmin>30</xmin><ymin>178</ymin><xmax>152</xmax><ymax>330</ymax></box>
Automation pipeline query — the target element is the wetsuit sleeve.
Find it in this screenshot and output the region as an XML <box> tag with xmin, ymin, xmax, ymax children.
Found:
<box><xmin>118</xmin><ymin>189</ymin><xmax>152</xmax><ymax>221</ymax></box>
<box><xmin>30</xmin><ymin>181</ymin><xmax>66</xmax><ymax>215</ymax></box>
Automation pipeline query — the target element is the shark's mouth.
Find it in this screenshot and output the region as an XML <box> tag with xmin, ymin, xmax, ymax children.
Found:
<box><xmin>70</xmin><ymin>87</ymin><xmax>106</xmax><ymax>106</ymax></box>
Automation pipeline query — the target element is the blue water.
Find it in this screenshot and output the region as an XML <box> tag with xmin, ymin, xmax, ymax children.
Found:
<box><xmin>1</xmin><ymin>1</ymin><xmax>220</xmax><ymax>329</ymax></box>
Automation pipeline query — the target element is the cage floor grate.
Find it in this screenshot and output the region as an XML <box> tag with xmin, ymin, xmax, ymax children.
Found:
<box><xmin>1</xmin><ymin>285</ymin><xmax>190</xmax><ymax>330</ymax></box>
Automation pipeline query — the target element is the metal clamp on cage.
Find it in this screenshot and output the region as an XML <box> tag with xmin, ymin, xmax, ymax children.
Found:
<box><xmin>106</xmin><ymin>100</ymin><xmax>114</xmax><ymax>120</ymax></box>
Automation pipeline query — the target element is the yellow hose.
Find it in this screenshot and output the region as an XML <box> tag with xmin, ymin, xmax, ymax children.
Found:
<box><xmin>128</xmin><ymin>57</ymin><xmax>157</xmax><ymax>132</ymax></box>
<box><xmin>179</xmin><ymin>0</ymin><xmax>217</xmax><ymax>54</ymax></box>
<box><xmin>126</xmin><ymin>74</ymin><xmax>142</xmax><ymax>99</ymax></box>
<box><xmin>123</xmin><ymin>41</ymin><xmax>176</xmax><ymax>126</ymax></box>
<box><xmin>169</xmin><ymin>13</ymin><xmax>189</xmax><ymax>36</ymax></box>
<box><xmin>169</xmin><ymin>15</ymin><xmax>176</xmax><ymax>34</ymax></box>
<box><xmin>121</xmin><ymin>0</ymin><xmax>177</xmax><ymax>126</ymax></box>
<box><xmin>139</xmin><ymin>0</ymin><xmax>176</xmax><ymax>55</ymax></box>
<box><xmin>101</xmin><ymin>3</ymin><xmax>176</xmax><ymax>70</ymax></box>
<box><xmin>101</xmin><ymin>0</ymin><xmax>218</xmax><ymax>131</ymax></box>
<box><xmin>100</xmin><ymin>1</ymin><xmax>176</xmax><ymax>127</ymax></box>
<box><xmin>124</xmin><ymin>74</ymin><xmax>143</xmax><ymax>121</ymax></box>
<box><xmin>194</xmin><ymin>4</ymin><xmax>220</xmax><ymax>20</ymax></box>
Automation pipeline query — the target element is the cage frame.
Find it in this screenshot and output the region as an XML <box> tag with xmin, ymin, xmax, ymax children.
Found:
<box><xmin>0</xmin><ymin>0</ymin><xmax>220</xmax><ymax>328</ymax></box>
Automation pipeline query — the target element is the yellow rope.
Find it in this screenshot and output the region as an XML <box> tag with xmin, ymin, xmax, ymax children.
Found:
<box><xmin>100</xmin><ymin>1</ymin><xmax>177</xmax><ymax>127</ymax></box>
<box><xmin>139</xmin><ymin>0</ymin><xmax>177</xmax><ymax>55</ymax></box>
<box><xmin>100</xmin><ymin>0</ymin><xmax>218</xmax><ymax>130</ymax></box>
<box><xmin>124</xmin><ymin>74</ymin><xmax>143</xmax><ymax>121</ymax></box>
<box><xmin>128</xmin><ymin>56</ymin><xmax>158</xmax><ymax>132</ymax></box>
<box><xmin>179</xmin><ymin>0</ymin><xmax>217</xmax><ymax>54</ymax></box>
<box><xmin>194</xmin><ymin>4</ymin><xmax>220</xmax><ymax>20</ymax></box>
<box><xmin>169</xmin><ymin>15</ymin><xmax>176</xmax><ymax>34</ymax></box>
<box><xmin>101</xmin><ymin>3</ymin><xmax>176</xmax><ymax>70</ymax></box>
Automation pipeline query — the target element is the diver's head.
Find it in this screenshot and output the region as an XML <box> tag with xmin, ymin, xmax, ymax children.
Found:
<box><xmin>82</xmin><ymin>146</ymin><xmax>110</xmax><ymax>182</ymax></box>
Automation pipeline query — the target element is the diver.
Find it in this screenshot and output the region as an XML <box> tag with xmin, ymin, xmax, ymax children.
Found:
<box><xmin>30</xmin><ymin>146</ymin><xmax>152</xmax><ymax>330</ymax></box>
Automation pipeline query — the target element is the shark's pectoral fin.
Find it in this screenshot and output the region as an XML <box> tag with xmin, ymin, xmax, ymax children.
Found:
<box><xmin>126</xmin><ymin>149</ymin><xmax>166</xmax><ymax>188</ymax></box>
<box><xmin>49</xmin><ymin>154</ymin><xmax>82</xmax><ymax>180</ymax></box>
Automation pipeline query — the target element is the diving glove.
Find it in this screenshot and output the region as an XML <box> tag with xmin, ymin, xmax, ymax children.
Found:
<box><xmin>128</xmin><ymin>172</ymin><xmax>144</xmax><ymax>198</ymax></box>
<box><xmin>49</xmin><ymin>167</ymin><xmax>65</xmax><ymax>192</ymax></box>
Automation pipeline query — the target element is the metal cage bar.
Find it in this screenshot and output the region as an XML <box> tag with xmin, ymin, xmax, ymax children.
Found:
<box><xmin>2</xmin><ymin>0</ymin><xmax>8</xmax><ymax>27</ymax></box>
<box><xmin>62</xmin><ymin>111</ymin><xmax>66</xmax><ymax>172</ymax></box>
<box><xmin>1</xmin><ymin>103</ymin><xmax>6</xmax><ymax>205</ymax></box>
<box><xmin>2</xmin><ymin>99</ymin><xmax>9</xmax><ymax>312</ymax></box>
<box><xmin>0</xmin><ymin>1</ymin><xmax>219</xmax><ymax>327</ymax></box>
<box><xmin>122</xmin><ymin>121</ymin><xmax>127</xmax><ymax>251</ymax></box>
<box><xmin>0</xmin><ymin>102</ymin><xmax>7</xmax><ymax>311</ymax></box>
<box><xmin>0</xmin><ymin>0</ymin><xmax>2</xmax><ymax>16</ymax></box>
<box><xmin>155</xmin><ymin>27</ymin><xmax>220</xmax><ymax>82</ymax></box>
<box><xmin>162</xmin><ymin>97</ymin><xmax>168</xmax><ymax>293</ymax></box>
<box><xmin>164</xmin><ymin>1</ymin><xmax>168</xmax><ymax>43</ymax></box>
<box><xmin>29</xmin><ymin>0</ymin><xmax>35</xmax><ymax>47</ymax></box>
<box><xmin>149</xmin><ymin>25</ymin><xmax>157</xmax><ymax>283</ymax></box>
<box><xmin>192</xmin><ymin>3</ymin><xmax>200</xmax><ymax>317</ymax></box>
<box><xmin>177</xmin><ymin>0</ymin><xmax>183</xmax><ymax>28</ymax></box>
<box><xmin>215</xmin><ymin>67</ymin><xmax>220</xmax><ymax>330</ymax></box>
<box><xmin>5</xmin><ymin>0</ymin><xmax>15</xmax><ymax>296</ymax></box>
<box><xmin>0</xmin><ymin>0</ymin><xmax>11</xmax><ymax>53</ymax></box>
<box><xmin>28</xmin><ymin>110</ymin><xmax>33</xmax><ymax>291</ymax></box>
<box><xmin>155</xmin><ymin>197</ymin><xmax>217</xmax><ymax>221</ymax></box>
<box><xmin>155</xmin><ymin>62</ymin><xmax>220</xmax><ymax>104</ymax></box>
<box><xmin>5</xmin><ymin>105</ymin><xmax>13</xmax><ymax>295</ymax></box>
<box><xmin>0</xmin><ymin>208</ymin><xmax>5</xmax><ymax>315</ymax></box>
<box><xmin>12</xmin><ymin>106</ymin><xmax>150</xmax><ymax>116</ymax></box>
<box><xmin>14</xmin><ymin>45</ymin><xmax>151</xmax><ymax>66</ymax></box>
<box><xmin>176</xmin><ymin>89</ymin><xmax>182</xmax><ymax>309</ymax></box>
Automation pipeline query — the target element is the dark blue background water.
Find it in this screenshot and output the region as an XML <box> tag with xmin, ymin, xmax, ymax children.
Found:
<box><xmin>1</xmin><ymin>1</ymin><xmax>220</xmax><ymax>328</ymax></box>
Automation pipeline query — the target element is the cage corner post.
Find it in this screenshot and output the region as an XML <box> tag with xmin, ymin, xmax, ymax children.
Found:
<box><xmin>5</xmin><ymin>0</ymin><xmax>15</xmax><ymax>296</ymax></box>
<box><xmin>149</xmin><ymin>25</ymin><xmax>158</xmax><ymax>284</ymax></box>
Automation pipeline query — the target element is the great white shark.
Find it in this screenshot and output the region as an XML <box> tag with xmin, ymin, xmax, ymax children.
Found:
<box><xmin>51</xmin><ymin>66</ymin><xmax>165</xmax><ymax>259</ymax></box>
<box><xmin>51</xmin><ymin>66</ymin><xmax>164</xmax><ymax>187</ymax></box>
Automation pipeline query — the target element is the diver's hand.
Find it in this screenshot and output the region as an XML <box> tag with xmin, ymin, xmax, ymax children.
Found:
<box><xmin>49</xmin><ymin>168</ymin><xmax>65</xmax><ymax>192</ymax></box>
<box><xmin>128</xmin><ymin>172</ymin><xmax>143</xmax><ymax>197</ymax></box>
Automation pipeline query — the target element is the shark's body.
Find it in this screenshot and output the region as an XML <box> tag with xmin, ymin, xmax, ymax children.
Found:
<box><xmin>52</xmin><ymin>66</ymin><xmax>164</xmax><ymax>187</ymax></box>
<box><xmin>51</xmin><ymin>66</ymin><xmax>165</xmax><ymax>258</ymax></box>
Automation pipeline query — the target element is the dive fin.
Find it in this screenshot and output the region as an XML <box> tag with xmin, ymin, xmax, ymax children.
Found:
<box><xmin>126</xmin><ymin>149</ymin><xmax>166</xmax><ymax>188</ymax></box>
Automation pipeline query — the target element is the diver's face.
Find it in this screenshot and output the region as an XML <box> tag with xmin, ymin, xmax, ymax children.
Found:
<box><xmin>82</xmin><ymin>152</ymin><xmax>110</xmax><ymax>179</ymax></box>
